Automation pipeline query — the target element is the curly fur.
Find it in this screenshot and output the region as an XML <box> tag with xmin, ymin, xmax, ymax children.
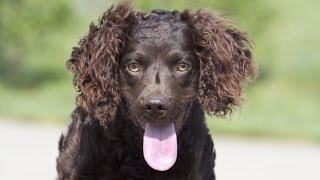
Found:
<box><xmin>58</xmin><ymin>1</ymin><xmax>256</xmax><ymax>179</ymax></box>
<box><xmin>181</xmin><ymin>10</ymin><xmax>256</xmax><ymax>116</ymax></box>
<box><xmin>66</xmin><ymin>4</ymin><xmax>136</xmax><ymax>128</ymax></box>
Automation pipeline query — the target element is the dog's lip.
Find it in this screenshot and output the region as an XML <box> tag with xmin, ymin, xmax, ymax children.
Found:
<box><xmin>129</xmin><ymin>111</ymin><xmax>183</xmax><ymax>133</ymax></box>
<box><xmin>138</xmin><ymin>121</ymin><xmax>183</xmax><ymax>134</ymax></box>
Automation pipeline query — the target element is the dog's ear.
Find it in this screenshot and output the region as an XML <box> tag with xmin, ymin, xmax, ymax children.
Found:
<box><xmin>66</xmin><ymin>2</ymin><xmax>136</xmax><ymax>128</ymax></box>
<box><xmin>182</xmin><ymin>10</ymin><xmax>257</xmax><ymax>117</ymax></box>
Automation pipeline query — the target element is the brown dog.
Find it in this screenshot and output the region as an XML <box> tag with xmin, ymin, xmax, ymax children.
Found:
<box><xmin>56</xmin><ymin>2</ymin><xmax>256</xmax><ymax>179</ymax></box>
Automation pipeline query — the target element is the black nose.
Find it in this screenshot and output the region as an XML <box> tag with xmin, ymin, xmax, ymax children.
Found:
<box><xmin>144</xmin><ymin>97</ymin><xmax>168</xmax><ymax>116</ymax></box>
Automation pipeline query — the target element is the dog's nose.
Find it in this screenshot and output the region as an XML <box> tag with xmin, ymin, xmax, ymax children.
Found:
<box><xmin>144</xmin><ymin>97</ymin><xmax>168</xmax><ymax>116</ymax></box>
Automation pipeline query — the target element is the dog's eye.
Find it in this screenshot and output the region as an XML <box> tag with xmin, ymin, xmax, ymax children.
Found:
<box><xmin>177</xmin><ymin>62</ymin><xmax>190</xmax><ymax>72</ymax></box>
<box><xmin>127</xmin><ymin>61</ymin><xmax>141</xmax><ymax>72</ymax></box>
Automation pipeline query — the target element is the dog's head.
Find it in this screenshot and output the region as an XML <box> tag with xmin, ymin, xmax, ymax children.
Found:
<box><xmin>119</xmin><ymin>10</ymin><xmax>200</xmax><ymax>132</ymax></box>
<box><xmin>67</xmin><ymin>2</ymin><xmax>256</xmax><ymax>171</ymax></box>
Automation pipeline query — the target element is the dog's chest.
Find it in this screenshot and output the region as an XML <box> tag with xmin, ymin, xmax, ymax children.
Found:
<box><xmin>99</xmin><ymin>135</ymin><xmax>196</xmax><ymax>180</ymax></box>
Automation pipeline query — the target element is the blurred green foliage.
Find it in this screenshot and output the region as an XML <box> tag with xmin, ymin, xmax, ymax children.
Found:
<box><xmin>0</xmin><ymin>0</ymin><xmax>319</xmax><ymax>142</ymax></box>
<box><xmin>0</xmin><ymin>0</ymin><xmax>74</xmax><ymax>87</ymax></box>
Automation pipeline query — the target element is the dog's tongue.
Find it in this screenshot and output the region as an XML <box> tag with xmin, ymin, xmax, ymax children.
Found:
<box><xmin>143</xmin><ymin>122</ymin><xmax>177</xmax><ymax>171</ymax></box>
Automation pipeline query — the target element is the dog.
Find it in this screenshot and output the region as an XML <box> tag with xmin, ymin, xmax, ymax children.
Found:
<box><xmin>56</xmin><ymin>2</ymin><xmax>256</xmax><ymax>179</ymax></box>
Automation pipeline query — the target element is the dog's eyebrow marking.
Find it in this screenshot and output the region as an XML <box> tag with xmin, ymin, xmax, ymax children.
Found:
<box><xmin>155</xmin><ymin>72</ymin><xmax>160</xmax><ymax>84</ymax></box>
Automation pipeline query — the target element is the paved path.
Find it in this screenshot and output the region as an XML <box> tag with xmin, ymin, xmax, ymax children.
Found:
<box><xmin>0</xmin><ymin>121</ymin><xmax>319</xmax><ymax>180</ymax></box>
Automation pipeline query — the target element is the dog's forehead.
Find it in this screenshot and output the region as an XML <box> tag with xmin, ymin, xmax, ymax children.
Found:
<box><xmin>131</xmin><ymin>13</ymin><xmax>188</xmax><ymax>41</ymax></box>
<box><xmin>125</xmin><ymin>13</ymin><xmax>194</xmax><ymax>56</ymax></box>
<box><xmin>133</xmin><ymin>24</ymin><xmax>171</xmax><ymax>39</ymax></box>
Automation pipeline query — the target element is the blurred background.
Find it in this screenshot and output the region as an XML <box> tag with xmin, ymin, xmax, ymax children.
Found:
<box><xmin>0</xmin><ymin>0</ymin><xmax>319</xmax><ymax>179</ymax></box>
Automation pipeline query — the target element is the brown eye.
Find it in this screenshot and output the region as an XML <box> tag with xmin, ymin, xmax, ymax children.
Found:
<box><xmin>127</xmin><ymin>61</ymin><xmax>141</xmax><ymax>72</ymax></box>
<box><xmin>177</xmin><ymin>62</ymin><xmax>190</xmax><ymax>72</ymax></box>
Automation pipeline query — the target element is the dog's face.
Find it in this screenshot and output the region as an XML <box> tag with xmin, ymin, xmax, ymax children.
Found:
<box><xmin>119</xmin><ymin>20</ymin><xmax>199</xmax><ymax>132</ymax></box>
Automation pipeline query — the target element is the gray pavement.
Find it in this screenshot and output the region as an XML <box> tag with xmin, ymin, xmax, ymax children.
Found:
<box><xmin>0</xmin><ymin>121</ymin><xmax>319</xmax><ymax>180</ymax></box>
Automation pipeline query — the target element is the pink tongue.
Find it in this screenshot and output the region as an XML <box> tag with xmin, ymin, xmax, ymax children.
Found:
<box><xmin>143</xmin><ymin>122</ymin><xmax>177</xmax><ymax>171</ymax></box>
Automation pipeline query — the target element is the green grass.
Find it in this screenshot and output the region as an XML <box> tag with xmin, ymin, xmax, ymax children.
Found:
<box><xmin>208</xmin><ymin>80</ymin><xmax>320</xmax><ymax>143</ymax></box>
<box><xmin>0</xmin><ymin>81</ymin><xmax>74</xmax><ymax>124</ymax></box>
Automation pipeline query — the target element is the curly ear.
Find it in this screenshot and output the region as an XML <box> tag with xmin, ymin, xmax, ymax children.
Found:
<box><xmin>182</xmin><ymin>10</ymin><xmax>257</xmax><ymax>117</ymax></box>
<box><xmin>66</xmin><ymin>2</ymin><xmax>136</xmax><ymax>128</ymax></box>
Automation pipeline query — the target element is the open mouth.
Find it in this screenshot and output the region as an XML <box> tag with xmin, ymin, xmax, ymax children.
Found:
<box><xmin>143</xmin><ymin>121</ymin><xmax>177</xmax><ymax>171</ymax></box>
